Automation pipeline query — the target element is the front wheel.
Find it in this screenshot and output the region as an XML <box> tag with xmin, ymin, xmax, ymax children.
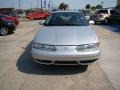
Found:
<box><xmin>94</xmin><ymin>21</ymin><xmax>98</xmax><ymax>25</ymax></box>
<box><xmin>0</xmin><ymin>27</ymin><xmax>9</xmax><ymax>36</ymax></box>
<box><xmin>104</xmin><ymin>18</ymin><xmax>109</xmax><ymax>24</ymax></box>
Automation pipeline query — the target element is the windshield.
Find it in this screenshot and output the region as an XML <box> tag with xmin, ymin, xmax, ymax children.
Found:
<box><xmin>44</xmin><ymin>12</ymin><xmax>89</xmax><ymax>26</ymax></box>
<box><xmin>97</xmin><ymin>10</ymin><xmax>108</xmax><ymax>14</ymax></box>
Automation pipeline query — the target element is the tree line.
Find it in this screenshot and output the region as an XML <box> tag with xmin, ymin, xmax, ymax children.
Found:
<box><xmin>85</xmin><ymin>4</ymin><xmax>102</xmax><ymax>11</ymax></box>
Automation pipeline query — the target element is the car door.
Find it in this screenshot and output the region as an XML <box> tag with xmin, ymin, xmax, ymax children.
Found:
<box><xmin>110</xmin><ymin>10</ymin><xmax>120</xmax><ymax>23</ymax></box>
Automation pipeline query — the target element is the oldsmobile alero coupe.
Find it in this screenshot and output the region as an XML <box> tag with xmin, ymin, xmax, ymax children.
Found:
<box><xmin>31</xmin><ymin>11</ymin><xmax>100</xmax><ymax>65</ymax></box>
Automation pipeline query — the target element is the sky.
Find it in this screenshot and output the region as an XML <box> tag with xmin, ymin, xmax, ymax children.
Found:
<box><xmin>0</xmin><ymin>0</ymin><xmax>117</xmax><ymax>9</ymax></box>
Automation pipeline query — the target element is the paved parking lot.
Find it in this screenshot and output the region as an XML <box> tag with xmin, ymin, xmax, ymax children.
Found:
<box><xmin>0</xmin><ymin>20</ymin><xmax>120</xmax><ymax>90</ymax></box>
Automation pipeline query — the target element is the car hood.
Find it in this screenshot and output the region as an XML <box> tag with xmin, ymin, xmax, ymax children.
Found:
<box><xmin>34</xmin><ymin>26</ymin><xmax>98</xmax><ymax>45</ymax></box>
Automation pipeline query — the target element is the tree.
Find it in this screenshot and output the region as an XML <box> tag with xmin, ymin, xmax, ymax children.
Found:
<box><xmin>91</xmin><ymin>6</ymin><xmax>96</xmax><ymax>11</ymax></box>
<box><xmin>85</xmin><ymin>4</ymin><xmax>91</xmax><ymax>9</ymax></box>
<box><xmin>96</xmin><ymin>5</ymin><xmax>102</xmax><ymax>10</ymax></box>
<box><xmin>58</xmin><ymin>3</ymin><xmax>69</xmax><ymax>10</ymax></box>
<box><xmin>116</xmin><ymin>4</ymin><xmax>120</xmax><ymax>9</ymax></box>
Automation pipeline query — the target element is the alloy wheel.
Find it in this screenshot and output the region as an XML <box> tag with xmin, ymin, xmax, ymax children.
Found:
<box><xmin>0</xmin><ymin>27</ymin><xmax>9</xmax><ymax>36</ymax></box>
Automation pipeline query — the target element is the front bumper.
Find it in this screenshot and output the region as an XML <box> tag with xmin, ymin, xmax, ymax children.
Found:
<box><xmin>31</xmin><ymin>48</ymin><xmax>100</xmax><ymax>65</ymax></box>
<box><xmin>95</xmin><ymin>17</ymin><xmax>105</xmax><ymax>22</ymax></box>
<box><xmin>9</xmin><ymin>25</ymin><xmax>16</xmax><ymax>31</ymax></box>
<box><xmin>5</xmin><ymin>22</ymin><xmax>16</xmax><ymax>31</ymax></box>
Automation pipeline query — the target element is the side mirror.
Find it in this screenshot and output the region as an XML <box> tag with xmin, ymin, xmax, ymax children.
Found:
<box><xmin>89</xmin><ymin>20</ymin><xmax>95</xmax><ymax>25</ymax></box>
<box><xmin>39</xmin><ymin>20</ymin><xmax>45</xmax><ymax>25</ymax></box>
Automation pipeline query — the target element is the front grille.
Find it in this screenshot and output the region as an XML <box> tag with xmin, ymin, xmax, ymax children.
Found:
<box><xmin>35</xmin><ymin>59</ymin><xmax>52</xmax><ymax>64</ymax></box>
<box><xmin>80</xmin><ymin>60</ymin><xmax>97</xmax><ymax>64</ymax></box>
<box><xmin>54</xmin><ymin>61</ymin><xmax>78</xmax><ymax>65</ymax></box>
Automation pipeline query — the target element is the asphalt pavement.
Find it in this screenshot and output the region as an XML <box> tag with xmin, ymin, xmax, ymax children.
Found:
<box><xmin>0</xmin><ymin>21</ymin><xmax>120</xmax><ymax>90</ymax></box>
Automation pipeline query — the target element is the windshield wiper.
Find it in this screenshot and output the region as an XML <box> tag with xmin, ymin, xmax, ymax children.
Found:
<box><xmin>62</xmin><ymin>23</ymin><xmax>80</xmax><ymax>26</ymax></box>
<box><xmin>44</xmin><ymin>23</ymin><xmax>83</xmax><ymax>26</ymax></box>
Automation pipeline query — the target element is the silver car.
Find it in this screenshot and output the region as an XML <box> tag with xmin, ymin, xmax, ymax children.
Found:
<box><xmin>31</xmin><ymin>11</ymin><xmax>100</xmax><ymax>65</ymax></box>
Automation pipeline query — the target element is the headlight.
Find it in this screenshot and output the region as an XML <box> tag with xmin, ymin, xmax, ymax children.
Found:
<box><xmin>76</xmin><ymin>43</ymin><xmax>99</xmax><ymax>52</ymax></box>
<box><xmin>32</xmin><ymin>42</ymin><xmax>56</xmax><ymax>51</ymax></box>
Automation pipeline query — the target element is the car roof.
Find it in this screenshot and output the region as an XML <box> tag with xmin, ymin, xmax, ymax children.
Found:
<box><xmin>52</xmin><ymin>11</ymin><xmax>81</xmax><ymax>14</ymax></box>
<box><xmin>0</xmin><ymin>14</ymin><xmax>9</xmax><ymax>17</ymax></box>
<box><xmin>98</xmin><ymin>9</ymin><xmax>113</xmax><ymax>11</ymax></box>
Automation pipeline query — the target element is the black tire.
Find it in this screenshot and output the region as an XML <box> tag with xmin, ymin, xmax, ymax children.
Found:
<box><xmin>94</xmin><ymin>21</ymin><xmax>97</xmax><ymax>25</ymax></box>
<box><xmin>104</xmin><ymin>18</ymin><xmax>109</xmax><ymax>24</ymax></box>
<box><xmin>0</xmin><ymin>27</ymin><xmax>9</xmax><ymax>36</ymax></box>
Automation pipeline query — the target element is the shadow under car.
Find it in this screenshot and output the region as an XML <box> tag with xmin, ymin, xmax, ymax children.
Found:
<box><xmin>16</xmin><ymin>42</ymin><xmax>88</xmax><ymax>75</ymax></box>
